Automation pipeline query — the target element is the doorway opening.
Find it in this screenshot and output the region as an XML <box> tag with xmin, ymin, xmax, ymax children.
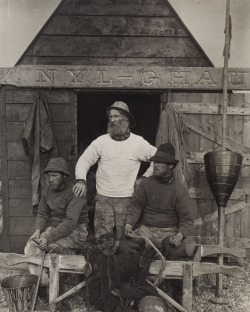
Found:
<box><xmin>77</xmin><ymin>91</ymin><xmax>161</xmax><ymax>155</ymax></box>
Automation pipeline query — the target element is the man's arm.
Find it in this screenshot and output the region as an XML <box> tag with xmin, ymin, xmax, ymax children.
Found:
<box><xmin>125</xmin><ymin>181</ymin><xmax>148</xmax><ymax>235</ymax></box>
<box><xmin>34</xmin><ymin>195</ymin><xmax>50</xmax><ymax>233</ymax></box>
<box><xmin>137</xmin><ymin>138</ymin><xmax>157</xmax><ymax>178</ymax></box>
<box><xmin>176</xmin><ymin>184</ymin><xmax>194</xmax><ymax>239</ymax></box>
<box><xmin>74</xmin><ymin>139</ymin><xmax>101</xmax><ymax>197</ymax></box>
<box><xmin>41</xmin><ymin>195</ymin><xmax>88</xmax><ymax>244</ymax></box>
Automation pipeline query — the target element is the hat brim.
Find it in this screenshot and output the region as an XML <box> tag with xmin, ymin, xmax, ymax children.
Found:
<box><xmin>43</xmin><ymin>167</ymin><xmax>70</xmax><ymax>176</ymax></box>
<box><xmin>106</xmin><ymin>106</ymin><xmax>136</xmax><ymax>128</ymax></box>
<box><xmin>149</xmin><ymin>153</ymin><xmax>179</xmax><ymax>165</ymax></box>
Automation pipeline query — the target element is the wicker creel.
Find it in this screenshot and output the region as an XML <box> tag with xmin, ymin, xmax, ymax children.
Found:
<box><xmin>1</xmin><ymin>274</ymin><xmax>38</xmax><ymax>312</ymax></box>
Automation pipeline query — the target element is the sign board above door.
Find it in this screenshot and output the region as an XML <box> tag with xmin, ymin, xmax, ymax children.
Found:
<box><xmin>0</xmin><ymin>65</ymin><xmax>249</xmax><ymax>90</ymax></box>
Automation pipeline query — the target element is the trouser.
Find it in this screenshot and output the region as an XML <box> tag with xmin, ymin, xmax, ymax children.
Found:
<box><xmin>24</xmin><ymin>223</ymin><xmax>88</xmax><ymax>285</ymax></box>
<box><xmin>94</xmin><ymin>195</ymin><xmax>131</xmax><ymax>241</ymax></box>
<box><xmin>119</xmin><ymin>224</ymin><xmax>188</xmax><ymax>260</ymax></box>
<box><xmin>118</xmin><ymin>225</ymin><xmax>188</xmax><ymax>305</ymax></box>
<box><xmin>40</xmin><ymin>223</ymin><xmax>88</xmax><ymax>251</ymax></box>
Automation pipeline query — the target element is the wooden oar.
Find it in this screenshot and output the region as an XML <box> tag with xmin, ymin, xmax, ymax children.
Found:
<box><xmin>193</xmin><ymin>262</ymin><xmax>245</xmax><ymax>279</ymax></box>
<box><xmin>4</xmin><ymin>253</ymin><xmax>90</xmax><ymax>274</ymax></box>
<box><xmin>149</xmin><ymin>260</ymin><xmax>245</xmax><ymax>279</ymax></box>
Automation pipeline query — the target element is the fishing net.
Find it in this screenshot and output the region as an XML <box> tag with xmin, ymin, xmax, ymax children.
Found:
<box><xmin>156</xmin><ymin>101</ymin><xmax>193</xmax><ymax>186</ymax></box>
<box><xmin>85</xmin><ymin>248</ymin><xmax>158</xmax><ymax>312</ymax></box>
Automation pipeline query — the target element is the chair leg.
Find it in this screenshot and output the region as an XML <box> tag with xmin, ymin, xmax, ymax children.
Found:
<box><xmin>182</xmin><ymin>263</ymin><xmax>193</xmax><ymax>312</ymax></box>
<box><xmin>49</xmin><ymin>254</ymin><xmax>60</xmax><ymax>311</ymax></box>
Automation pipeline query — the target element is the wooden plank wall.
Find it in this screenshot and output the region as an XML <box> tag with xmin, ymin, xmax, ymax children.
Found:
<box><xmin>171</xmin><ymin>91</ymin><xmax>250</xmax><ymax>248</ymax></box>
<box><xmin>17</xmin><ymin>0</ymin><xmax>212</xmax><ymax>67</ymax></box>
<box><xmin>2</xmin><ymin>86</ymin><xmax>76</xmax><ymax>252</ymax></box>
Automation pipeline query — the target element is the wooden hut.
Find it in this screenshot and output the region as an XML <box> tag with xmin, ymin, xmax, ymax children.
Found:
<box><xmin>0</xmin><ymin>0</ymin><xmax>250</xmax><ymax>255</ymax></box>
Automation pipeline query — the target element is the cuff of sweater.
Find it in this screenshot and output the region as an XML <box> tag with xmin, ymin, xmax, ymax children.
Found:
<box><xmin>76</xmin><ymin>179</ymin><xmax>86</xmax><ymax>184</ymax></box>
<box><xmin>178</xmin><ymin>230</ymin><xmax>186</xmax><ymax>239</ymax></box>
<box><xmin>40</xmin><ymin>232</ymin><xmax>54</xmax><ymax>244</ymax></box>
<box><xmin>126</xmin><ymin>220</ymin><xmax>136</xmax><ymax>228</ymax></box>
<box><xmin>35</xmin><ymin>225</ymin><xmax>45</xmax><ymax>233</ymax></box>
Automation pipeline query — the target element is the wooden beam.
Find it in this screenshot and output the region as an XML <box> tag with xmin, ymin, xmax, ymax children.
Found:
<box><xmin>189</xmin><ymin>187</ymin><xmax>250</xmax><ymax>200</ymax></box>
<box><xmin>0</xmin><ymin>252</ymin><xmax>28</xmax><ymax>280</ymax></box>
<box><xmin>149</xmin><ymin>260</ymin><xmax>245</xmax><ymax>279</ymax></box>
<box><xmin>0</xmin><ymin>86</ymin><xmax>10</xmax><ymax>252</ymax></box>
<box><xmin>4</xmin><ymin>253</ymin><xmax>89</xmax><ymax>273</ymax></box>
<box><xmin>49</xmin><ymin>254</ymin><xmax>60</xmax><ymax>310</ymax></box>
<box><xmin>183</xmin><ymin>114</ymin><xmax>250</xmax><ymax>153</ymax></box>
<box><xmin>185</xmin><ymin>236</ymin><xmax>250</xmax><ymax>250</ymax></box>
<box><xmin>1</xmin><ymin>66</ymin><xmax>250</xmax><ymax>90</ymax></box>
<box><xmin>44</xmin><ymin>16</ymin><xmax>188</xmax><ymax>37</ymax></box>
<box><xmin>182</xmin><ymin>263</ymin><xmax>193</xmax><ymax>312</ymax></box>
<box><xmin>58</xmin><ymin>3</ymin><xmax>174</xmax><ymax>16</ymax></box>
<box><xmin>175</xmin><ymin>102</ymin><xmax>250</xmax><ymax>115</ymax></box>
<box><xmin>193</xmin><ymin>201</ymin><xmax>248</xmax><ymax>227</ymax></box>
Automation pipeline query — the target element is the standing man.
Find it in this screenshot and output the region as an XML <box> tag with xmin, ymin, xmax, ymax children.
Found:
<box><xmin>123</xmin><ymin>142</ymin><xmax>193</xmax><ymax>303</ymax></box>
<box><xmin>73</xmin><ymin>101</ymin><xmax>157</xmax><ymax>247</ymax></box>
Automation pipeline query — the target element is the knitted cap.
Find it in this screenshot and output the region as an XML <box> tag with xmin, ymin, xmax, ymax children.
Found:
<box><xmin>43</xmin><ymin>157</ymin><xmax>70</xmax><ymax>176</ymax></box>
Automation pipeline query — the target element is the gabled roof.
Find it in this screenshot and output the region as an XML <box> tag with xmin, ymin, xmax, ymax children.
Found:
<box><xmin>17</xmin><ymin>0</ymin><xmax>213</xmax><ymax>67</ymax></box>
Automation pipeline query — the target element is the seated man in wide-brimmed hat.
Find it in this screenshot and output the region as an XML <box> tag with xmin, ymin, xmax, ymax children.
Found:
<box><xmin>25</xmin><ymin>157</ymin><xmax>88</xmax><ymax>284</ymax></box>
<box><xmin>119</xmin><ymin>142</ymin><xmax>194</xmax><ymax>303</ymax></box>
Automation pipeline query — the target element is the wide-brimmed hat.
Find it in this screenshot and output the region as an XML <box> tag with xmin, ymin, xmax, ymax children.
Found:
<box><xmin>106</xmin><ymin>101</ymin><xmax>136</xmax><ymax>128</ymax></box>
<box><xmin>149</xmin><ymin>142</ymin><xmax>179</xmax><ymax>165</ymax></box>
<box><xmin>43</xmin><ymin>157</ymin><xmax>70</xmax><ymax>176</ymax></box>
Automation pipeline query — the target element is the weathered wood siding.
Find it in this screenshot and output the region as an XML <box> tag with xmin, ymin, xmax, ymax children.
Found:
<box><xmin>1</xmin><ymin>86</ymin><xmax>76</xmax><ymax>253</ymax></box>
<box><xmin>2</xmin><ymin>88</ymin><xmax>250</xmax><ymax>253</ymax></box>
<box><xmin>17</xmin><ymin>0</ymin><xmax>212</xmax><ymax>67</ymax></box>
<box><xmin>168</xmin><ymin>91</ymin><xmax>250</xmax><ymax>249</ymax></box>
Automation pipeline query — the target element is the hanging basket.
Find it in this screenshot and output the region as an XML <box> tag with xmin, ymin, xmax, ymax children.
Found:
<box><xmin>204</xmin><ymin>151</ymin><xmax>243</xmax><ymax>208</ymax></box>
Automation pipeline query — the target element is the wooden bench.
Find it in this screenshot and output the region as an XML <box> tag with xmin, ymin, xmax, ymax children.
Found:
<box><xmin>3</xmin><ymin>245</ymin><xmax>246</xmax><ymax>312</ymax></box>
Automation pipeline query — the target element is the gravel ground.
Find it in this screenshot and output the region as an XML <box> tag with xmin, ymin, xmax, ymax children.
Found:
<box><xmin>0</xmin><ymin>257</ymin><xmax>249</xmax><ymax>312</ymax></box>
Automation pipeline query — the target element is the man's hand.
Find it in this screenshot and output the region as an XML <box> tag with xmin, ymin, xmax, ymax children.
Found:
<box><xmin>73</xmin><ymin>181</ymin><xmax>87</xmax><ymax>197</ymax></box>
<box><xmin>29</xmin><ymin>229</ymin><xmax>40</xmax><ymax>242</ymax></box>
<box><xmin>169</xmin><ymin>232</ymin><xmax>184</xmax><ymax>247</ymax></box>
<box><xmin>124</xmin><ymin>224</ymin><xmax>133</xmax><ymax>237</ymax></box>
<box><xmin>37</xmin><ymin>237</ymin><xmax>48</xmax><ymax>250</ymax></box>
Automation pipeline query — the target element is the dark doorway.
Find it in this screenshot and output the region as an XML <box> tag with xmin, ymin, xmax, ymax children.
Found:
<box><xmin>77</xmin><ymin>91</ymin><xmax>161</xmax><ymax>155</ymax></box>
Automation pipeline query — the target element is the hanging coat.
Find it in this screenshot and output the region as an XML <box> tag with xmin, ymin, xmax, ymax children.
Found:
<box><xmin>22</xmin><ymin>91</ymin><xmax>57</xmax><ymax>208</ymax></box>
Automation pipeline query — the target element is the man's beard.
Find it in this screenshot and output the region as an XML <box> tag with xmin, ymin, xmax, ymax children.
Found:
<box><xmin>107</xmin><ymin>119</ymin><xmax>130</xmax><ymax>139</ymax></box>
